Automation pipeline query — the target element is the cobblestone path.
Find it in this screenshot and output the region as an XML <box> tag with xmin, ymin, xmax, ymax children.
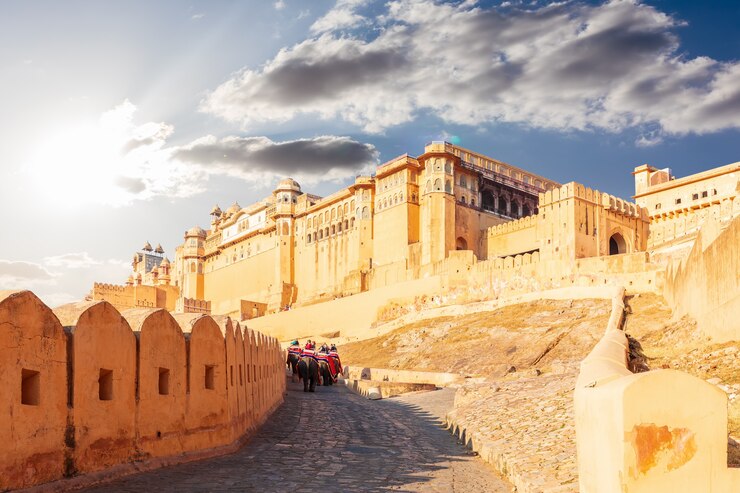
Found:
<box><xmin>83</xmin><ymin>379</ymin><xmax>512</xmax><ymax>492</ymax></box>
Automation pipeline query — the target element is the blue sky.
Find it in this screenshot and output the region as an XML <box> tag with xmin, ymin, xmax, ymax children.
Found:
<box><xmin>0</xmin><ymin>0</ymin><xmax>738</xmax><ymax>306</ymax></box>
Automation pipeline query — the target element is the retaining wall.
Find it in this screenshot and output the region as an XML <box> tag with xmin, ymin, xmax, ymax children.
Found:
<box><xmin>0</xmin><ymin>291</ymin><xmax>285</xmax><ymax>491</ymax></box>
<box><xmin>664</xmin><ymin>215</ymin><xmax>739</xmax><ymax>343</ymax></box>
<box><xmin>574</xmin><ymin>287</ymin><xmax>740</xmax><ymax>492</ymax></box>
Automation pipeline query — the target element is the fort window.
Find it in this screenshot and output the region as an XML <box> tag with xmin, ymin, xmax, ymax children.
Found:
<box><xmin>675</xmin><ymin>198</ymin><xmax>682</xmax><ymax>205</ymax></box>
<box><xmin>712</xmin><ymin>189</ymin><xmax>717</xmax><ymax>195</ymax></box>
<box><xmin>158</xmin><ymin>368</ymin><xmax>170</xmax><ymax>395</ymax></box>
<box><xmin>471</xmin><ymin>198</ymin><xmax>476</xmax><ymax>207</ymax></box>
<box><xmin>523</xmin><ymin>204</ymin><xmax>531</xmax><ymax>217</ymax></box>
<box><xmin>445</xmin><ymin>162</ymin><xmax>452</xmax><ymax>174</ymax></box>
<box><xmin>338</xmin><ymin>222</ymin><xmax>342</xmax><ymax>232</ymax></box>
<box><xmin>331</xmin><ymin>225</ymin><xmax>336</xmax><ymax>235</ymax></box>
<box><xmin>239</xmin><ymin>364</ymin><xmax>244</xmax><ymax>386</ymax></box>
<box><xmin>460</xmin><ymin>175</ymin><xmax>467</xmax><ymax>187</ymax></box>
<box><xmin>230</xmin><ymin>365</ymin><xmax>234</xmax><ymax>386</ymax></box>
<box><xmin>21</xmin><ymin>369</ymin><xmax>40</xmax><ymax>406</ymax></box>
<box><xmin>701</xmin><ymin>191</ymin><xmax>708</xmax><ymax>198</ymax></box>
<box><xmin>204</xmin><ymin>365</ymin><xmax>215</xmax><ymax>390</ymax></box>
<box><xmin>655</xmin><ymin>203</ymin><xmax>662</xmax><ymax>210</ymax></box>
<box><xmin>99</xmin><ymin>369</ymin><xmax>113</xmax><ymax>401</ymax></box>
<box><xmin>456</xmin><ymin>237</ymin><xmax>468</xmax><ymax>250</ymax></box>
<box><xmin>433</xmin><ymin>178</ymin><xmax>442</xmax><ymax>191</ymax></box>
<box><xmin>692</xmin><ymin>193</ymin><xmax>699</xmax><ymax>200</ymax></box>
<box><xmin>609</xmin><ymin>233</ymin><xmax>627</xmax><ymax>255</ymax></box>
<box><xmin>319</xmin><ymin>230</ymin><xmax>323</xmax><ymax>240</ymax></box>
<box><xmin>351</xmin><ymin>217</ymin><xmax>355</xmax><ymax>228</ymax></box>
<box><xmin>460</xmin><ymin>196</ymin><xmax>466</xmax><ymax>204</ymax></box>
<box><xmin>325</xmin><ymin>227</ymin><xmax>329</xmax><ymax>237</ymax></box>
<box><xmin>481</xmin><ymin>191</ymin><xmax>494</xmax><ymax>211</ymax></box>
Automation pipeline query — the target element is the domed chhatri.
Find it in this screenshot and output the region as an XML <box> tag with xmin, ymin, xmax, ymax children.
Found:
<box><xmin>225</xmin><ymin>202</ymin><xmax>241</xmax><ymax>215</ymax></box>
<box><xmin>275</xmin><ymin>177</ymin><xmax>301</xmax><ymax>192</ymax></box>
<box><xmin>142</xmin><ymin>241</ymin><xmax>153</xmax><ymax>252</ymax></box>
<box><xmin>154</xmin><ymin>243</ymin><xmax>164</xmax><ymax>254</ymax></box>
<box><xmin>185</xmin><ymin>226</ymin><xmax>207</xmax><ymax>238</ymax></box>
<box><xmin>210</xmin><ymin>205</ymin><xmax>222</xmax><ymax>216</ymax></box>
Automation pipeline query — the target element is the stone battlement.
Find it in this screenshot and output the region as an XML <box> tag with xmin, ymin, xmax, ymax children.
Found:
<box><xmin>0</xmin><ymin>290</ymin><xmax>285</xmax><ymax>491</ymax></box>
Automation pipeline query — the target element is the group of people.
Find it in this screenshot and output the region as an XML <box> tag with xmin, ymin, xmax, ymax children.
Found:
<box><xmin>287</xmin><ymin>339</ymin><xmax>343</xmax><ymax>385</ymax></box>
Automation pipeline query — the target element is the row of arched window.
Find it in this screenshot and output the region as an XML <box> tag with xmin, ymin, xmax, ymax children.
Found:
<box><xmin>306</xmin><ymin>217</ymin><xmax>357</xmax><ymax>243</ymax></box>
<box><xmin>375</xmin><ymin>191</ymin><xmax>419</xmax><ymax>211</ymax></box>
<box><xmin>307</xmin><ymin>200</ymin><xmax>356</xmax><ymax>228</ymax></box>
<box><xmin>424</xmin><ymin>179</ymin><xmax>452</xmax><ymax>193</ymax></box>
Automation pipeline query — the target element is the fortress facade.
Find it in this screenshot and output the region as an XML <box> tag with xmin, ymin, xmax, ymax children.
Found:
<box><xmin>92</xmin><ymin>142</ymin><xmax>739</xmax><ymax>320</ymax></box>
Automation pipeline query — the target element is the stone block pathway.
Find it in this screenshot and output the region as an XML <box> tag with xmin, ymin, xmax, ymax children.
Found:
<box><xmin>81</xmin><ymin>380</ymin><xmax>512</xmax><ymax>492</ymax></box>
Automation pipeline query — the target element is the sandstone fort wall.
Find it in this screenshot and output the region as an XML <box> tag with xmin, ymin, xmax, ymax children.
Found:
<box><xmin>664</xmin><ymin>215</ymin><xmax>740</xmax><ymax>343</ymax></box>
<box><xmin>0</xmin><ymin>291</ymin><xmax>285</xmax><ymax>491</ymax></box>
<box><xmin>574</xmin><ymin>287</ymin><xmax>740</xmax><ymax>492</ymax></box>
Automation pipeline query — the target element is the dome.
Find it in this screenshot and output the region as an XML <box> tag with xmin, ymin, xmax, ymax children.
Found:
<box><xmin>275</xmin><ymin>178</ymin><xmax>301</xmax><ymax>193</ymax></box>
<box><xmin>226</xmin><ymin>202</ymin><xmax>241</xmax><ymax>214</ymax></box>
<box><xmin>142</xmin><ymin>241</ymin><xmax>153</xmax><ymax>252</ymax></box>
<box><xmin>210</xmin><ymin>205</ymin><xmax>222</xmax><ymax>216</ymax></box>
<box><xmin>154</xmin><ymin>243</ymin><xmax>164</xmax><ymax>254</ymax></box>
<box><xmin>185</xmin><ymin>226</ymin><xmax>207</xmax><ymax>238</ymax></box>
<box><xmin>160</xmin><ymin>257</ymin><xmax>171</xmax><ymax>266</ymax></box>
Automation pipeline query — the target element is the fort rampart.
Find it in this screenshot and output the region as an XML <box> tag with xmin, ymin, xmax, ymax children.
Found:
<box><xmin>574</xmin><ymin>287</ymin><xmax>740</xmax><ymax>492</ymax></box>
<box><xmin>664</xmin><ymin>215</ymin><xmax>740</xmax><ymax>343</ymax></box>
<box><xmin>0</xmin><ymin>291</ymin><xmax>285</xmax><ymax>491</ymax></box>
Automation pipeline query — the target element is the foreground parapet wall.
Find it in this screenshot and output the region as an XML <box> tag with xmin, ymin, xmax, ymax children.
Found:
<box><xmin>0</xmin><ymin>292</ymin><xmax>285</xmax><ymax>491</ymax></box>
<box><xmin>574</xmin><ymin>287</ymin><xmax>740</xmax><ymax>492</ymax></box>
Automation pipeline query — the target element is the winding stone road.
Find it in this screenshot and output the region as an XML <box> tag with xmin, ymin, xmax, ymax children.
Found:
<box><xmin>83</xmin><ymin>379</ymin><xmax>512</xmax><ymax>492</ymax></box>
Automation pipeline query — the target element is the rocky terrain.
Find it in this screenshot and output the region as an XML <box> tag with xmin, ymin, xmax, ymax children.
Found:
<box><xmin>340</xmin><ymin>291</ymin><xmax>739</xmax><ymax>491</ymax></box>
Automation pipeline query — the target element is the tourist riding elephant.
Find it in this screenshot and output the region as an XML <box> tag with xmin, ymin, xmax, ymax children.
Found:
<box><xmin>297</xmin><ymin>355</ymin><xmax>319</xmax><ymax>392</ymax></box>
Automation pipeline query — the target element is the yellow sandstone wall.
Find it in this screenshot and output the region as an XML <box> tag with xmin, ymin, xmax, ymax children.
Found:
<box><xmin>0</xmin><ymin>291</ymin><xmax>285</xmax><ymax>491</ymax></box>
<box><xmin>575</xmin><ymin>287</ymin><xmax>740</xmax><ymax>492</ymax></box>
<box><xmin>664</xmin><ymin>215</ymin><xmax>740</xmax><ymax>343</ymax></box>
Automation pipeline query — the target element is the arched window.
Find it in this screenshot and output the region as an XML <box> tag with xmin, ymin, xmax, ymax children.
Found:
<box><xmin>281</xmin><ymin>223</ymin><xmax>289</xmax><ymax>236</ymax></box>
<box><xmin>351</xmin><ymin>199</ymin><xmax>355</xmax><ymax>210</ymax></box>
<box><xmin>460</xmin><ymin>175</ymin><xmax>467</xmax><ymax>187</ymax></box>
<box><xmin>331</xmin><ymin>208</ymin><xmax>336</xmax><ymax>219</ymax></box>
<box><xmin>338</xmin><ymin>222</ymin><xmax>342</xmax><ymax>232</ymax></box>
<box><xmin>471</xmin><ymin>198</ymin><xmax>476</xmax><ymax>207</ymax></box>
<box><xmin>325</xmin><ymin>227</ymin><xmax>329</xmax><ymax>237</ymax></box>
<box><xmin>344</xmin><ymin>219</ymin><xmax>348</xmax><ymax>229</ymax></box>
<box><xmin>444</xmin><ymin>161</ymin><xmax>451</xmax><ymax>174</ymax></box>
<box><xmin>331</xmin><ymin>225</ymin><xmax>336</xmax><ymax>235</ymax></box>
<box><xmin>344</xmin><ymin>203</ymin><xmax>349</xmax><ymax>215</ymax></box>
<box><xmin>456</xmin><ymin>237</ymin><xmax>468</xmax><ymax>250</ymax></box>
<box><xmin>523</xmin><ymin>204</ymin><xmax>531</xmax><ymax>217</ymax></box>
<box><xmin>362</xmin><ymin>206</ymin><xmax>369</xmax><ymax>219</ymax></box>
<box><xmin>190</xmin><ymin>262</ymin><xmax>196</xmax><ymax>273</ymax></box>
<box><xmin>412</xmin><ymin>193</ymin><xmax>417</xmax><ymax>202</ymax></box>
<box><xmin>498</xmin><ymin>198</ymin><xmax>508</xmax><ymax>215</ymax></box>
<box><xmin>383</xmin><ymin>198</ymin><xmax>388</xmax><ymax>208</ymax></box>
<box><xmin>399</xmin><ymin>192</ymin><xmax>403</xmax><ymax>202</ymax></box>
<box><xmin>434</xmin><ymin>178</ymin><xmax>442</xmax><ymax>191</ymax></box>
<box><xmin>445</xmin><ymin>180</ymin><xmax>451</xmax><ymax>193</ymax></box>
<box><xmin>319</xmin><ymin>230</ymin><xmax>323</xmax><ymax>239</ymax></box>
<box><xmin>434</xmin><ymin>158</ymin><xmax>442</xmax><ymax>171</ymax></box>
<box><xmin>350</xmin><ymin>217</ymin><xmax>355</xmax><ymax>228</ymax></box>
<box><xmin>511</xmin><ymin>200</ymin><xmax>520</xmax><ymax>218</ymax></box>
<box><xmin>461</xmin><ymin>196</ymin><xmax>466</xmax><ymax>204</ymax></box>
<box><xmin>425</xmin><ymin>180</ymin><xmax>431</xmax><ymax>193</ymax></box>
<box><xmin>197</xmin><ymin>263</ymin><xmax>203</xmax><ymax>274</ymax></box>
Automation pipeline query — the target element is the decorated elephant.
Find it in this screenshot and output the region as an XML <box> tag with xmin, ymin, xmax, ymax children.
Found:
<box><xmin>297</xmin><ymin>354</ymin><xmax>319</xmax><ymax>392</ymax></box>
<box><xmin>316</xmin><ymin>353</ymin><xmax>334</xmax><ymax>386</ymax></box>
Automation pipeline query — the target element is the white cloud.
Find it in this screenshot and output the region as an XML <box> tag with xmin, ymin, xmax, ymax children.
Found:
<box><xmin>310</xmin><ymin>0</ymin><xmax>370</xmax><ymax>34</ymax></box>
<box><xmin>274</xmin><ymin>0</ymin><xmax>286</xmax><ymax>11</ymax></box>
<box><xmin>202</xmin><ymin>0</ymin><xmax>740</xmax><ymax>138</ymax></box>
<box><xmin>0</xmin><ymin>260</ymin><xmax>57</xmax><ymax>289</ymax></box>
<box><xmin>191</xmin><ymin>13</ymin><xmax>205</xmax><ymax>20</ymax></box>
<box><xmin>43</xmin><ymin>252</ymin><xmax>102</xmax><ymax>269</ymax></box>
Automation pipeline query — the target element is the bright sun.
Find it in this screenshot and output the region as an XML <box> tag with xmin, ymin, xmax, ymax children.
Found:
<box><xmin>26</xmin><ymin>101</ymin><xmax>174</xmax><ymax>208</ymax></box>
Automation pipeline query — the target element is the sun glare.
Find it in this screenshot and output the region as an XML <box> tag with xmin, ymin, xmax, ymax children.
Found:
<box><xmin>25</xmin><ymin>101</ymin><xmax>174</xmax><ymax>208</ymax></box>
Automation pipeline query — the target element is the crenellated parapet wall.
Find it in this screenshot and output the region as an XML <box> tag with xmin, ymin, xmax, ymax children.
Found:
<box><xmin>0</xmin><ymin>290</ymin><xmax>285</xmax><ymax>491</ymax></box>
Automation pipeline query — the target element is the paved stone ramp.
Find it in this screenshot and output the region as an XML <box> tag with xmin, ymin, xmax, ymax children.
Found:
<box><xmin>82</xmin><ymin>380</ymin><xmax>512</xmax><ymax>492</ymax></box>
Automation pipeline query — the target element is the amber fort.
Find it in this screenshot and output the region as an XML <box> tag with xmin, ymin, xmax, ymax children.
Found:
<box><xmin>3</xmin><ymin>140</ymin><xmax>739</xmax><ymax>492</ymax></box>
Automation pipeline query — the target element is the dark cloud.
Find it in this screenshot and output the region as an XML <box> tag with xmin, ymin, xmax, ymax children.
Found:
<box><xmin>260</xmin><ymin>48</ymin><xmax>407</xmax><ymax>105</ymax></box>
<box><xmin>174</xmin><ymin>135</ymin><xmax>378</xmax><ymax>180</ymax></box>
